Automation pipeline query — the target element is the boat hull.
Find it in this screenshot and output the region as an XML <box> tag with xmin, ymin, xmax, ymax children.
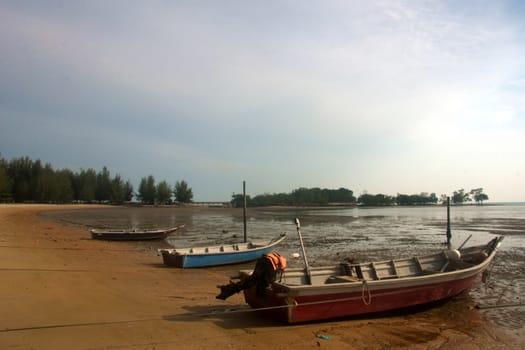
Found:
<box><xmin>91</xmin><ymin>232</ymin><xmax>169</xmax><ymax>241</ymax></box>
<box><xmin>160</xmin><ymin>235</ymin><xmax>286</xmax><ymax>268</ymax></box>
<box><xmin>241</xmin><ymin>236</ymin><xmax>502</xmax><ymax>323</ymax></box>
<box><xmin>244</xmin><ymin>271</ymin><xmax>480</xmax><ymax>323</ymax></box>
<box><xmin>90</xmin><ymin>226</ymin><xmax>182</xmax><ymax>241</ymax></box>
<box><xmin>165</xmin><ymin>246</ymin><xmax>276</xmax><ymax>268</ymax></box>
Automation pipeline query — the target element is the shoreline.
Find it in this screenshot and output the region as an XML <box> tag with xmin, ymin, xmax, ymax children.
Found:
<box><xmin>0</xmin><ymin>204</ymin><xmax>521</xmax><ymax>349</ymax></box>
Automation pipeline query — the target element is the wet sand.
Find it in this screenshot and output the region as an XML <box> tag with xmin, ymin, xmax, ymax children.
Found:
<box><xmin>0</xmin><ymin>204</ymin><xmax>522</xmax><ymax>349</ymax></box>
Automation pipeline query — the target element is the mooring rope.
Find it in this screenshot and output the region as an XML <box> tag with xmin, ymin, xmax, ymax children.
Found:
<box><xmin>6</xmin><ymin>283</ymin><xmax>471</xmax><ymax>333</ymax></box>
<box><xmin>221</xmin><ymin>285</ymin><xmax>382</xmax><ymax>314</ymax></box>
<box><xmin>476</xmin><ymin>302</ymin><xmax>525</xmax><ymax>310</ymax></box>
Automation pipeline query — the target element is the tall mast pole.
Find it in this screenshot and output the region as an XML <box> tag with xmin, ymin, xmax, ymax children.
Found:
<box><xmin>243</xmin><ymin>181</ymin><xmax>247</xmax><ymax>243</ymax></box>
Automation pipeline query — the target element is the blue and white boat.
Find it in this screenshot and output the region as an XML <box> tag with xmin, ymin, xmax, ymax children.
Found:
<box><xmin>158</xmin><ymin>234</ymin><xmax>286</xmax><ymax>268</ymax></box>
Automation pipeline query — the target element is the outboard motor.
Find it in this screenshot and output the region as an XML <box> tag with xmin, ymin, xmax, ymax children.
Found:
<box><xmin>216</xmin><ymin>252</ymin><xmax>286</xmax><ymax>300</ymax></box>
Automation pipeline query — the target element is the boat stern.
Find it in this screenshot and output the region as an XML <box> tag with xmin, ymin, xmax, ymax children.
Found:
<box><xmin>159</xmin><ymin>250</ymin><xmax>185</xmax><ymax>268</ymax></box>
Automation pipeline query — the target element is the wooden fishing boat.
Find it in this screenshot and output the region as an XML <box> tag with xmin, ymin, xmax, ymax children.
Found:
<box><xmin>158</xmin><ymin>234</ymin><xmax>286</xmax><ymax>268</ymax></box>
<box><xmin>237</xmin><ymin>236</ymin><xmax>503</xmax><ymax>323</ymax></box>
<box><xmin>90</xmin><ymin>225</ymin><xmax>184</xmax><ymax>241</ymax></box>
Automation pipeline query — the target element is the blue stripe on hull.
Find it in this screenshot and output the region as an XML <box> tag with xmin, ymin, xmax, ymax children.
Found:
<box><xmin>180</xmin><ymin>246</ymin><xmax>275</xmax><ymax>268</ymax></box>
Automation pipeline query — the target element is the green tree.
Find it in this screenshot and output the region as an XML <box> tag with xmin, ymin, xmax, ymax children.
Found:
<box><xmin>174</xmin><ymin>180</ymin><xmax>193</xmax><ymax>203</ymax></box>
<box><xmin>327</xmin><ymin>187</ymin><xmax>356</xmax><ymax>204</ymax></box>
<box><xmin>95</xmin><ymin>167</ymin><xmax>112</xmax><ymax>203</ymax></box>
<box><xmin>110</xmin><ymin>174</ymin><xmax>125</xmax><ymax>204</ymax></box>
<box><xmin>74</xmin><ymin>168</ymin><xmax>97</xmax><ymax>202</ymax></box>
<box><xmin>231</xmin><ymin>193</ymin><xmax>248</xmax><ymax>207</ymax></box>
<box><xmin>123</xmin><ymin>180</ymin><xmax>134</xmax><ymax>202</ymax></box>
<box><xmin>291</xmin><ymin>187</ymin><xmax>328</xmax><ymax>205</ymax></box>
<box><xmin>4</xmin><ymin>157</ymin><xmax>76</xmax><ymax>203</ymax></box>
<box><xmin>452</xmin><ymin>189</ymin><xmax>471</xmax><ymax>204</ymax></box>
<box><xmin>138</xmin><ymin>175</ymin><xmax>156</xmax><ymax>204</ymax></box>
<box><xmin>156</xmin><ymin>180</ymin><xmax>172</xmax><ymax>204</ymax></box>
<box><xmin>232</xmin><ymin>187</ymin><xmax>356</xmax><ymax>207</ymax></box>
<box><xmin>358</xmin><ymin>193</ymin><xmax>395</xmax><ymax>206</ymax></box>
<box><xmin>8</xmin><ymin>156</ymin><xmax>33</xmax><ymax>202</ymax></box>
<box><xmin>39</xmin><ymin>163</ymin><xmax>58</xmax><ymax>202</ymax></box>
<box><xmin>396</xmin><ymin>192</ymin><xmax>438</xmax><ymax>205</ymax></box>
<box><xmin>0</xmin><ymin>156</ymin><xmax>13</xmax><ymax>202</ymax></box>
<box><xmin>55</xmin><ymin>169</ymin><xmax>74</xmax><ymax>202</ymax></box>
<box><xmin>30</xmin><ymin>159</ymin><xmax>44</xmax><ymax>201</ymax></box>
<box><xmin>470</xmin><ymin>188</ymin><xmax>488</xmax><ymax>205</ymax></box>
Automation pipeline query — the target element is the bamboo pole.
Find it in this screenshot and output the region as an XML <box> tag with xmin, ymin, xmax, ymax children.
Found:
<box><xmin>295</xmin><ymin>218</ymin><xmax>312</xmax><ymax>284</ymax></box>
<box><xmin>243</xmin><ymin>181</ymin><xmax>247</xmax><ymax>243</ymax></box>
<box><xmin>446</xmin><ymin>196</ymin><xmax>452</xmax><ymax>247</ymax></box>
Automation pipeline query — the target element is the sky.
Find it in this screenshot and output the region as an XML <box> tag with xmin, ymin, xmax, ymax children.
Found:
<box><xmin>1</xmin><ymin>1</ymin><xmax>524</xmax><ymax>202</ymax></box>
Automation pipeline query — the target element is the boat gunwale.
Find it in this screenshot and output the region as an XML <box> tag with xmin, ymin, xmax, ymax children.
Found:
<box><xmin>242</xmin><ymin>241</ymin><xmax>500</xmax><ymax>297</ymax></box>
<box><xmin>90</xmin><ymin>225</ymin><xmax>183</xmax><ymax>235</ymax></box>
<box><xmin>159</xmin><ymin>234</ymin><xmax>287</xmax><ymax>257</ymax></box>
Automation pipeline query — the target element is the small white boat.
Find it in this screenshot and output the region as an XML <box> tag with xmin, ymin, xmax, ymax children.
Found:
<box><xmin>90</xmin><ymin>225</ymin><xmax>184</xmax><ymax>241</ymax></box>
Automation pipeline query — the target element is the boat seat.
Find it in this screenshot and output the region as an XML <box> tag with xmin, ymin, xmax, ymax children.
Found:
<box><xmin>378</xmin><ymin>275</ymin><xmax>399</xmax><ymax>280</ymax></box>
<box><xmin>325</xmin><ymin>275</ymin><xmax>360</xmax><ymax>284</ymax></box>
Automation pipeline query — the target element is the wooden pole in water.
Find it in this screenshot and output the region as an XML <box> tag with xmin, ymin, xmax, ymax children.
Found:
<box><xmin>243</xmin><ymin>181</ymin><xmax>247</xmax><ymax>243</ymax></box>
<box><xmin>446</xmin><ymin>196</ymin><xmax>452</xmax><ymax>247</ymax></box>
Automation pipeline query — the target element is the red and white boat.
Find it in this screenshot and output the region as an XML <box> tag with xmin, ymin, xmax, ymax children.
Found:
<box><xmin>238</xmin><ymin>236</ymin><xmax>503</xmax><ymax>323</ymax></box>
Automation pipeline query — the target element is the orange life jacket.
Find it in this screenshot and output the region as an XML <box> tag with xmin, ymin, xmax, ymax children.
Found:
<box><xmin>263</xmin><ymin>252</ymin><xmax>287</xmax><ymax>271</ymax></box>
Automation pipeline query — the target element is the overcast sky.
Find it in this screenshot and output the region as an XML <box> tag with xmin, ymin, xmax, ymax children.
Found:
<box><xmin>1</xmin><ymin>1</ymin><xmax>524</xmax><ymax>202</ymax></box>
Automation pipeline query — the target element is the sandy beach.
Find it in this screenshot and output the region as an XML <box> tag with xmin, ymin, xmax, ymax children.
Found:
<box><xmin>0</xmin><ymin>204</ymin><xmax>521</xmax><ymax>349</ymax></box>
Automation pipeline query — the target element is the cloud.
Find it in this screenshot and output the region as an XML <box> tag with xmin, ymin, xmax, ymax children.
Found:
<box><xmin>1</xmin><ymin>1</ymin><xmax>524</xmax><ymax>201</ymax></box>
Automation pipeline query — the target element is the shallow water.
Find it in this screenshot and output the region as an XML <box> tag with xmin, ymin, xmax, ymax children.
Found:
<box><xmin>42</xmin><ymin>203</ymin><xmax>525</xmax><ymax>338</ymax></box>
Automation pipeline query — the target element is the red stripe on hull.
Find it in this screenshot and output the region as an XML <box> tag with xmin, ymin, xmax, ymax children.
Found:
<box><xmin>244</xmin><ymin>275</ymin><xmax>479</xmax><ymax>323</ymax></box>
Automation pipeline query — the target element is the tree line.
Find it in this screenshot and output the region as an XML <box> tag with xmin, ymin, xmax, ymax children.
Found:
<box><xmin>136</xmin><ymin>176</ymin><xmax>193</xmax><ymax>205</ymax></box>
<box><xmin>231</xmin><ymin>187</ymin><xmax>357</xmax><ymax>207</ymax></box>
<box><xmin>1</xmin><ymin>155</ymin><xmax>488</xmax><ymax>206</ymax></box>
<box><xmin>231</xmin><ymin>188</ymin><xmax>489</xmax><ymax>207</ymax></box>
<box><xmin>450</xmin><ymin>188</ymin><xmax>489</xmax><ymax>205</ymax></box>
<box><xmin>352</xmin><ymin>189</ymin><xmax>488</xmax><ymax>206</ymax></box>
<box><xmin>0</xmin><ymin>155</ymin><xmax>193</xmax><ymax>204</ymax></box>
